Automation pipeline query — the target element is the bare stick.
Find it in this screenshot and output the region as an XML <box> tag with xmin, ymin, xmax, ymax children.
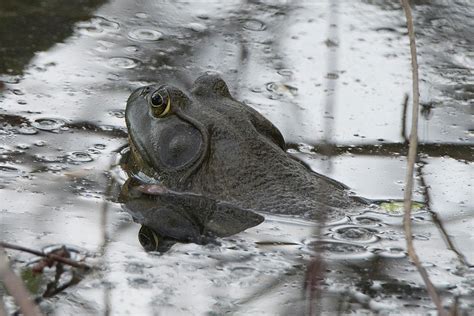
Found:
<box><xmin>400</xmin><ymin>1</ymin><xmax>445</xmax><ymax>314</ymax></box>
<box><xmin>0</xmin><ymin>242</ymin><xmax>90</xmax><ymax>270</ymax></box>
<box><xmin>0</xmin><ymin>249</ymin><xmax>43</xmax><ymax>316</ymax></box>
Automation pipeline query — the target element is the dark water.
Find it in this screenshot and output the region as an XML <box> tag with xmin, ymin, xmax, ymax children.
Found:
<box><xmin>0</xmin><ymin>0</ymin><xmax>473</xmax><ymax>314</ymax></box>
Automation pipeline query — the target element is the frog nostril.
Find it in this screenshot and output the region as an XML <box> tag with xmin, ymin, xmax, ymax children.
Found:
<box><xmin>139</xmin><ymin>86</ymin><xmax>152</xmax><ymax>97</ymax></box>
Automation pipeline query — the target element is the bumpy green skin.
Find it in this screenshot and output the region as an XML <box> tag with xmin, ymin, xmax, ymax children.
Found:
<box><xmin>123</xmin><ymin>74</ymin><xmax>365</xmax><ymax>244</ymax></box>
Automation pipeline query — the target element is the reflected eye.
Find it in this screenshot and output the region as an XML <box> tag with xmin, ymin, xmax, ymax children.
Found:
<box><xmin>149</xmin><ymin>88</ymin><xmax>171</xmax><ymax>117</ymax></box>
<box><xmin>138</xmin><ymin>225</ymin><xmax>160</xmax><ymax>251</ymax></box>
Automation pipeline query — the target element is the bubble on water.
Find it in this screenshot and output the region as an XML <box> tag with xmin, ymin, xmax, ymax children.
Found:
<box><xmin>34</xmin><ymin>154</ymin><xmax>63</xmax><ymax>163</ymax></box>
<box><xmin>17</xmin><ymin>100</ymin><xmax>27</xmax><ymax>105</ymax></box>
<box><xmin>94</xmin><ymin>40</ymin><xmax>115</xmax><ymax>53</ymax></box>
<box><xmin>108</xmin><ymin>109</ymin><xmax>125</xmax><ymax>118</ymax></box>
<box><xmin>98</xmin><ymin>17</ymin><xmax>120</xmax><ymax>29</ymax></box>
<box><xmin>371</xmin><ymin>247</ymin><xmax>407</xmax><ymax>259</ymax></box>
<box><xmin>128</xmin><ymin>28</ymin><xmax>163</xmax><ymax>42</ymax></box>
<box><xmin>34</xmin><ymin>140</ymin><xmax>46</xmax><ymax>147</ymax></box>
<box><xmin>106</xmin><ymin>73</ymin><xmax>120</xmax><ymax>81</ymax></box>
<box><xmin>76</xmin><ymin>16</ymin><xmax>120</xmax><ymax>36</ymax></box>
<box><xmin>413</xmin><ymin>234</ymin><xmax>430</xmax><ymax>241</ymax></box>
<box><xmin>303</xmin><ymin>240</ymin><xmax>371</xmax><ymax>259</ymax></box>
<box><xmin>87</xmin><ymin>148</ymin><xmax>101</xmax><ymax>155</ymax></box>
<box><xmin>124</xmin><ymin>45</ymin><xmax>139</xmax><ymax>53</ymax></box>
<box><xmin>196</xmin><ymin>13</ymin><xmax>209</xmax><ymax>20</ymax></box>
<box><xmin>108</xmin><ymin>57</ymin><xmax>139</xmax><ymax>69</ymax></box>
<box><xmin>186</xmin><ymin>23</ymin><xmax>207</xmax><ymax>32</ymax></box>
<box><xmin>135</xmin><ymin>12</ymin><xmax>148</xmax><ymax>19</ymax></box>
<box><xmin>332</xmin><ymin>226</ymin><xmax>379</xmax><ymax>243</ymax></box>
<box><xmin>94</xmin><ymin>144</ymin><xmax>106</xmax><ymax>150</ymax></box>
<box><xmin>266</xmin><ymin>82</ymin><xmax>298</xmax><ymax>97</ymax></box>
<box><xmin>68</xmin><ymin>152</ymin><xmax>93</xmax><ymax>163</ymax></box>
<box><xmin>16</xmin><ymin>144</ymin><xmax>30</xmax><ymax>150</ymax></box>
<box><xmin>32</xmin><ymin>118</ymin><xmax>65</xmax><ymax>131</ymax></box>
<box><xmin>277</xmin><ymin>69</ymin><xmax>293</xmax><ymax>77</ymax></box>
<box><xmin>47</xmin><ymin>164</ymin><xmax>64</xmax><ymax>172</ymax></box>
<box><xmin>11</xmin><ymin>89</ymin><xmax>24</xmax><ymax>95</ymax></box>
<box><xmin>17</xmin><ymin>125</ymin><xmax>38</xmax><ymax>135</ymax></box>
<box><xmin>242</xmin><ymin>19</ymin><xmax>267</xmax><ymax>31</ymax></box>
<box><xmin>353</xmin><ymin>215</ymin><xmax>382</xmax><ymax>226</ymax></box>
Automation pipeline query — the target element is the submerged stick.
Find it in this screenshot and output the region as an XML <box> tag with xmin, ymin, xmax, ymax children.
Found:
<box><xmin>400</xmin><ymin>1</ymin><xmax>445</xmax><ymax>315</ymax></box>
<box><xmin>0</xmin><ymin>248</ymin><xmax>43</xmax><ymax>316</ymax></box>
<box><xmin>0</xmin><ymin>242</ymin><xmax>90</xmax><ymax>270</ymax></box>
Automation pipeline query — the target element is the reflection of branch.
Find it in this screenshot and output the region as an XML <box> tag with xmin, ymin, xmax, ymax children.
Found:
<box><xmin>401</xmin><ymin>94</ymin><xmax>409</xmax><ymax>143</ymax></box>
<box><xmin>417</xmin><ymin>162</ymin><xmax>472</xmax><ymax>267</ymax></box>
<box><xmin>400</xmin><ymin>1</ymin><xmax>444</xmax><ymax>315</ymax></box>
<box><xmin>0</xmin><ymin>248</ymin><xmax>43</xmax><ymax>316</ymax></box>
<box><xmin>0</xmin><ymin>242</ymin><xmax>90</xmax><ymax>270</ymax></box>
<box><xmin>306</xmin><ymin>1</ymin><xmax>340</xmax><ymax>314</ymax></box>
<box><xmin>286</xmin><ymin>142</ymin><xmax>473</xmax><ymax>161</ymax></box>
<box><xmin>99</xmin><ymin>157</ymin><xmax>117</xmax><ymax>316</ymax></box>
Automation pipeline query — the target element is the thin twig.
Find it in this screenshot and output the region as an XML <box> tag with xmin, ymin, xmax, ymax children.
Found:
<box><xmin>0</xmin><ymin>248</ymin><xmax>43</xmax><ymax>316</ymax></box>
<box><xmin>400</xmin><ymin>1</ymin><xmax>445</xmax><ymax>315</ymax></box>
<box><xmin>0</xmin><ymin>242</ymin><xmax>90</xmax><ymax>271</ymax></box>
<box><xmin>401</xmin><ymin>93</ymin><xmax>409</xmax><ymax>143</ymax></box>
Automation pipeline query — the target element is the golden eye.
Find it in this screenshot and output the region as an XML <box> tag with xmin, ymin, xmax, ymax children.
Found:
<box><xmin>149</xmin><ymin>89</ymin><xmax>171</xmax><ymax>117</ymax></box>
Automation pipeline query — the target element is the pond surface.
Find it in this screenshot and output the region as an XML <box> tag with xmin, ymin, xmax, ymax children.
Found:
<box><xmin>0</xmin><ymin>0</ymin><xmax>473</xmax><ymax>314</ymax></box>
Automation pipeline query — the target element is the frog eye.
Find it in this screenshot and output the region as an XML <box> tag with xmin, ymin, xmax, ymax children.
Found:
<box><xmin>149</xmin><ymin>88</ymin><xmax>171</xmax><ymax>118</ymax></box>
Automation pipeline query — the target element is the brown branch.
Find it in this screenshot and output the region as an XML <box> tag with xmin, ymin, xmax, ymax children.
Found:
<box><xmin>0</xmin><ymin>242</ymin><xmax>90</xmax><ymax>271</ymax></box>
<box><xmin>400</xmin><ymin>1</ymin><xmax>445</xmax><ymax>315</ymax></box>
<box><xmin>0</xmin><ymin>248</ymin><xmax>43</xmax><ymax>316</ymax></box>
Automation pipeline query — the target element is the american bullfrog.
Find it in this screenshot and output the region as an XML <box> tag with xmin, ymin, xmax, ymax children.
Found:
<box><xmin>121</xmin><ymin>73</ymin><xmax>366</xmax><ymax>251</ymax></box>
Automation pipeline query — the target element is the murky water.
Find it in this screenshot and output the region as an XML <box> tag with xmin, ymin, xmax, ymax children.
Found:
<box><xmin>1</xmin><ymin>0</ymin><xmax>473</xmax><ymax>315</ymax></box>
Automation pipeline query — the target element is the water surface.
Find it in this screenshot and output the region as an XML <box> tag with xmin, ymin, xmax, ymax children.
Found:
<box><xmin>0</xmin><ymin>0</ymin><xmax>473</xmax><ymax>314</ymax></box>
